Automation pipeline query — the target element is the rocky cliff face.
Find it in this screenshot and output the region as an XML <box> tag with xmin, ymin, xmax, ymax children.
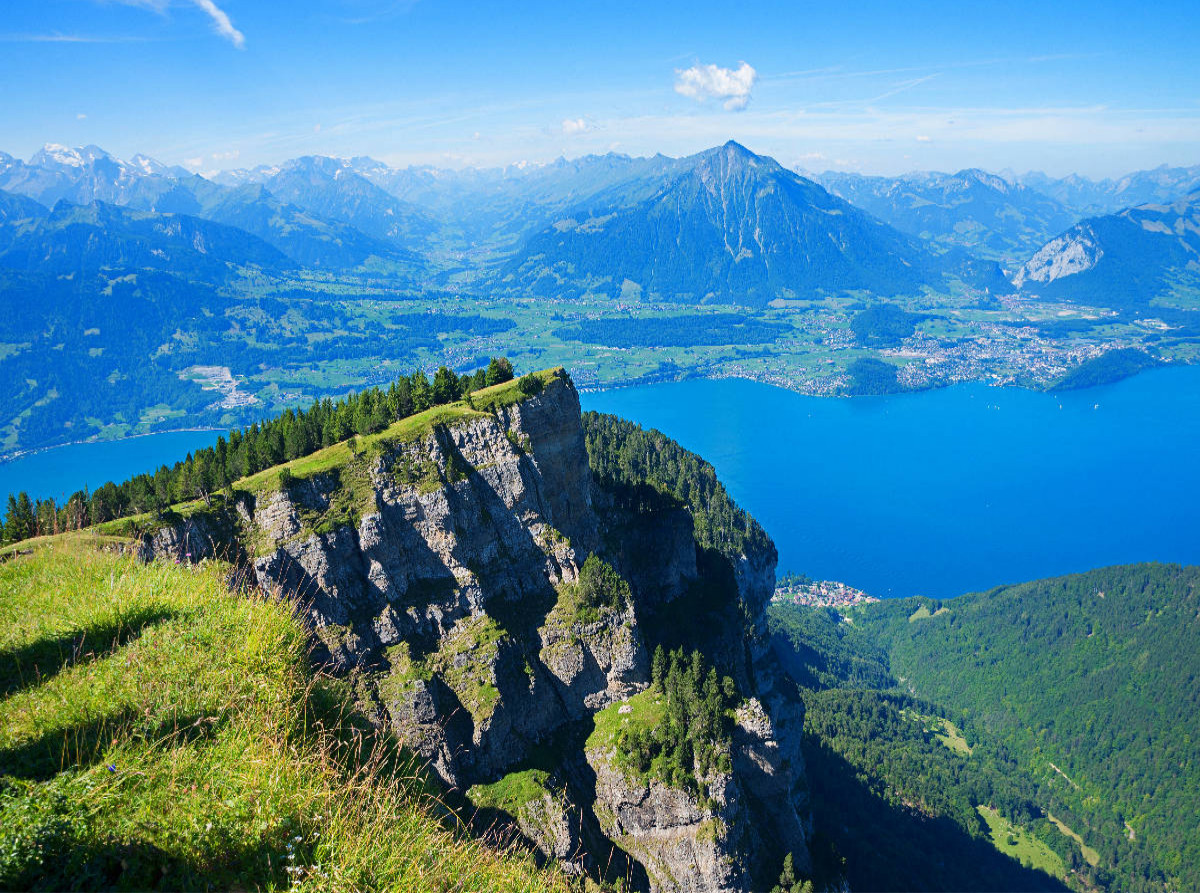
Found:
<box><xmin>585</xmin><ymin>694</ymin><xmax>809</xmax><ymax>892</ymax></box>
<box><xmin>1012</xmin><ymin>224</ymin><xmax>1104</xmax><ymax>286</ymax></box>
<box><xmin>142</xmin><ymin>369</ymin><xmax>809</xmax><ymax>892</ymax></box>
<box><xmin>589</xmin><ymin>752</ymin><xmax>750</xmax><ymax>893</ymax></box>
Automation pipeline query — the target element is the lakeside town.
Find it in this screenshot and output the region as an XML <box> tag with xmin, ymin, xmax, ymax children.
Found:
<box><xmin>772</xmin><ymin>575</ymin><xmax>880</xmax><ymax>608</ymax></box>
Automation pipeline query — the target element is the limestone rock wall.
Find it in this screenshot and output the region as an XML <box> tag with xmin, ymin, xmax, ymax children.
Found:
<box><xmin>588</xmin><ymin>748</ymin><xmax>750</xmax><ymax>893</ymax></box>
<box><xmin>140</xmin><ymin>370</ymin><xmax>811</xmax><ymax>891</ymax></box>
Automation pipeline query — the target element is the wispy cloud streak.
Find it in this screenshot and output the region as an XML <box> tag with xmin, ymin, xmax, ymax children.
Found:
<box><xmin>190</xmin><ymin>0</ymin><xmax>244</xmax><ymax>48</ymax></box>
<box><xmin>0</xmin><ymin>32</ymin><xmax>147</xmax><ymax>43</ymax></box>
<box><xmin>98</xmin><ymin>0</ymin><xmax>245</xmax><ymax>47</ymax></box>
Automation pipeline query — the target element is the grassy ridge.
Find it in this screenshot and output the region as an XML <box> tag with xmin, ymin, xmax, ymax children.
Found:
<box><xmin>29</xmin><ymin>368</ymin><xmax>572</xmax><ymax>558</ymax></box>
<box><xmin>0</xmin><ymin>543</ymin><xmax>566</xmax><ymax>892</ymax></box>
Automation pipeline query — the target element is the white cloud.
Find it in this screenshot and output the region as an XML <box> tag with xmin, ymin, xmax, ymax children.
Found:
<box><xmin>103</xmin><ymin>0</ymin><xmax>244</xmax><ymax>47</ymax></box>
<box><xmin>674</xmin><ymin>61</ymin><xmax>757</xmax><ymax>111</ymax></box>
<box><xmin>561</xmin><ymin>117</ymin><xmax>589</xmax><ymax>135</ymax></box>
<box><xmin>182</xmin><ymin>157</ymin><xmax>204</xmax><ymax>170</ymax></box>
<box><xmin>76</xmin><ymin>113</ymin><xmax>87</xmax><ymax>120</ymax></box>
<box><xmin>211</xmin><ymin>149</ymin><xmax>239</xmax><ymax>161</ymax></box>
<box><xmin>916</xmin><ymin>134</ymin><xmax>932</xmax><ymax>142</ymax></box>
<box><xmin>189</xmin><ymin>0</ymin><xmax>244</xmax><ymax>48</ymax></box>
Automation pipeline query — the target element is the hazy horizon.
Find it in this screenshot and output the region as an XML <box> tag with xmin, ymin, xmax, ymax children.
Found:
<box><xmin>2</xmin><ymin>0</ymin><xmax>1198</xmax><ymax>180</ymax></box>
<box><xmin>5</xmin><ymin>138</ymin><xmax>1198</xmax><ymax>186</ymax></box>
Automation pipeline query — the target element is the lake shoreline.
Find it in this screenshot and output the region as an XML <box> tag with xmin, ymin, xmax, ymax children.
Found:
<box><xmin>0</xmin><ymin>426</ymin><xmax>228</xmax><ymax>467</ymax></box>
<box><xmin>6</xmin><ymin>355</ymin><xmax>1185</xmax><ymax>464</ymax></box>
<box><xmin>582</xmin><ymin>364</ymin><xmax>1200</xmax><ymax>599</ymax></box>
<box><xmin>580</xmin><ymin>354</ymin><xmax>1188</xmax><ymax>399</ymax></box>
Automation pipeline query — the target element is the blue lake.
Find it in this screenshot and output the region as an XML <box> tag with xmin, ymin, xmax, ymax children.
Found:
<box><xmin>2</xmin><ymin>366</ymin><xmax>1197</xmax><ymax>599</ymax></box>
<box><xmin>0</xmin><ymin>430</ymin><xmax>223</xmax><ymax>508</ymax></box>
<box><xmin>581</xmin><ymin>366</ymin><xmax>1200</xmax><ymax>599</ymax></box>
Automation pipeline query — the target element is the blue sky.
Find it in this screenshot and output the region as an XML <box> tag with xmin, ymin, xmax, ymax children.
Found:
<box><xmin>2</xmin><ymin>0</ymin><xmax>1198</xmax><ymax>177</ymax></box>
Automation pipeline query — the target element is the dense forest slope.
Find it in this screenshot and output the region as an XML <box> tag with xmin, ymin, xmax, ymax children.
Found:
<box><xmin>771</xmin><ymin>563</ymin><xmax>1200</xmax><ymax>892</ymax></box>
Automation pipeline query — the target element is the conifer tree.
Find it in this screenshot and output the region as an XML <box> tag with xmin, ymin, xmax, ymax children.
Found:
<box><xmin>432</xmin><ymin>366</ymin><xmax>461</xmax><ymax>405</ymax></box>
<box><xmin>485</xmin><ymin>356</ymin><xmax>514</xmax><ymax>386</ymax></box>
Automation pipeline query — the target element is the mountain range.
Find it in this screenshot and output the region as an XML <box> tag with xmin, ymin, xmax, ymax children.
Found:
<box><xmin>501</xmin><ymin>141</ymin><xmax>1006</xmax><ymax>304</ymax></box>
<box><xmin>215</xmin><ymin>155</ymin><xmax>439</xmax><ymax>252</ymax></box>
<box><xmin>813</xmin><ymin>168</ymin><xmax>1078</xmax><ymax>266</ymax></box>
<box><xmin>0</xmin><ymin>146</ymin><xmax>419</xmax><ymax>271</ymax></box>
<box><xmin>4</xmin><ymin>141</ymin><xmax>1200</xmax><ymax>306</ymax></box>
<box><xmin>1012</xmin><ymin>164</ymin><xmax>1200</xmax><ymax>216</ymax></box>
<box><xmin>0</xmin><ymin>196</ymin><xmax>289</xmax><ymax>280</ymax></box>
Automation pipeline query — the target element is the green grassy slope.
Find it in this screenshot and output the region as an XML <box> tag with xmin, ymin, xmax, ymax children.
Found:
<box><xmin>0</xmin><ymin>543</ymin><xmax>567</xmax><ymax>892</ymax></box>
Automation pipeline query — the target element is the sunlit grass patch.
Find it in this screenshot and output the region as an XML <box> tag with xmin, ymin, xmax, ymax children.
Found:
<box><xmin>977</xmin><ymin>805</ymin><xmax>1065</xmax><ymax>879</ymax></box>
<box><xmin>0</xmin><ymin>544</ymin><xmax>567</xmax><ymax>892</ymax></box>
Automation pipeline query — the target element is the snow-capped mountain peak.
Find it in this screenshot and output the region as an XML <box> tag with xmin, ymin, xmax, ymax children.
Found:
<box><xmin>32</xmin><ymin>143</ymin><xmax>88</xmax><ymax>168</ymax></box>
<box><xmin>30</xmin><ymin>143</ymin><xmax>116</xmax><ymax>170</ymax></box>
<box><xmin>130</xmin><ymin>153</ymin><xmax>170</xmax><ymax>177</ymax></box>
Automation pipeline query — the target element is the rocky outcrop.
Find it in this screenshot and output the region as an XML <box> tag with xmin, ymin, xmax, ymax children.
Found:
<box><xmin>588</xmin><ymin>747</ymin><xmax>750</xmax><ymax>893</ymax></box>
<box><xmin>1013</xmin><ymin>224</ymin><xmax>1104</xmax><ymax>287</ymax></box>
<box><xmin>139</xmin><ymin>368</ymin><xmax>811</xmax><ymax>891</ymax></box>
<box><xmin>584</xmin><ymin>695</ymin><xmax>809</xmax><ymax>893</ymax></box>
<box><xmin>138</xmin><ymin>508</ymin><xmax>240</xmax><ymax>565</ymax></box>
<box><xmin>517</xmin><ymin>788</ymin><xmax>586</xmax><ymax>874</ymax></box>
<box><xmin>538</xmin><ymin>598</ymin><xmax>647</xmax><ymax>717</ymax></box>
<box><xmin>730</xmin><ymin>697</ymin><xmax>811</xmax><ymax>878</ymax></box>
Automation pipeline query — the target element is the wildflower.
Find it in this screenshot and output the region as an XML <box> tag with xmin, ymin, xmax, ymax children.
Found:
<box><xmin>107</xmin><ymin>764</ymin><xmax>117</xmax><ymax>772</ymax></box>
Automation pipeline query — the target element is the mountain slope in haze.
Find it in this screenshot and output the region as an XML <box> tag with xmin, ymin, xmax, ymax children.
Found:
<box><xmin>502</xmin><ymin>142</ymin><xmax>1006</xmax><ymax>305</ymax></box>
<box><xmin>196</xmin><ymin>182</ymin><xmax>418</xmax><ymax>270</ymax></box>
<box><xmin>161</xmin><ymin>175</ymin><xmax>423</xmax><ymax>270</ymax></box>
<box><xmin>338</xmin><ymin>151</ymin><xmax>686</xmax><ymax>249</ymax></box>
<box><xmin>815</xmin><ymin>168</ymin><xmax>1078</xmax><ymax>265</ymax></box>
<box><xmin>0</xmin><ymin>146</ymin><xmax>422</xmax><ymax>272</ymax></box>
<box><xmin>1018</xmin><ymin>164</ymin><xmax>1200</xmax><ymax>216</ymax></box>
<box><xmin>0</xmin><ymin>144</ymin><xmax>190</xmax><ymax>209</ymax></box>
<box><xmin>1013</xmin><ymin>194</ymin><xmax>1200</xmax><ymax>309</ymax></box>
<box><xmin>0</xmin><ymin>189</ymin><xmax>48</xmax><ymax>226</ymax></box>
<box><xmin>218</xmin><ymin>155</ymin><xmax>440</xmax><ymax>252</ymax></box>
<box><xmin>0</xmin><ymin>194</ymin><xmax>290</xmax><ymax>279</ymax></box>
